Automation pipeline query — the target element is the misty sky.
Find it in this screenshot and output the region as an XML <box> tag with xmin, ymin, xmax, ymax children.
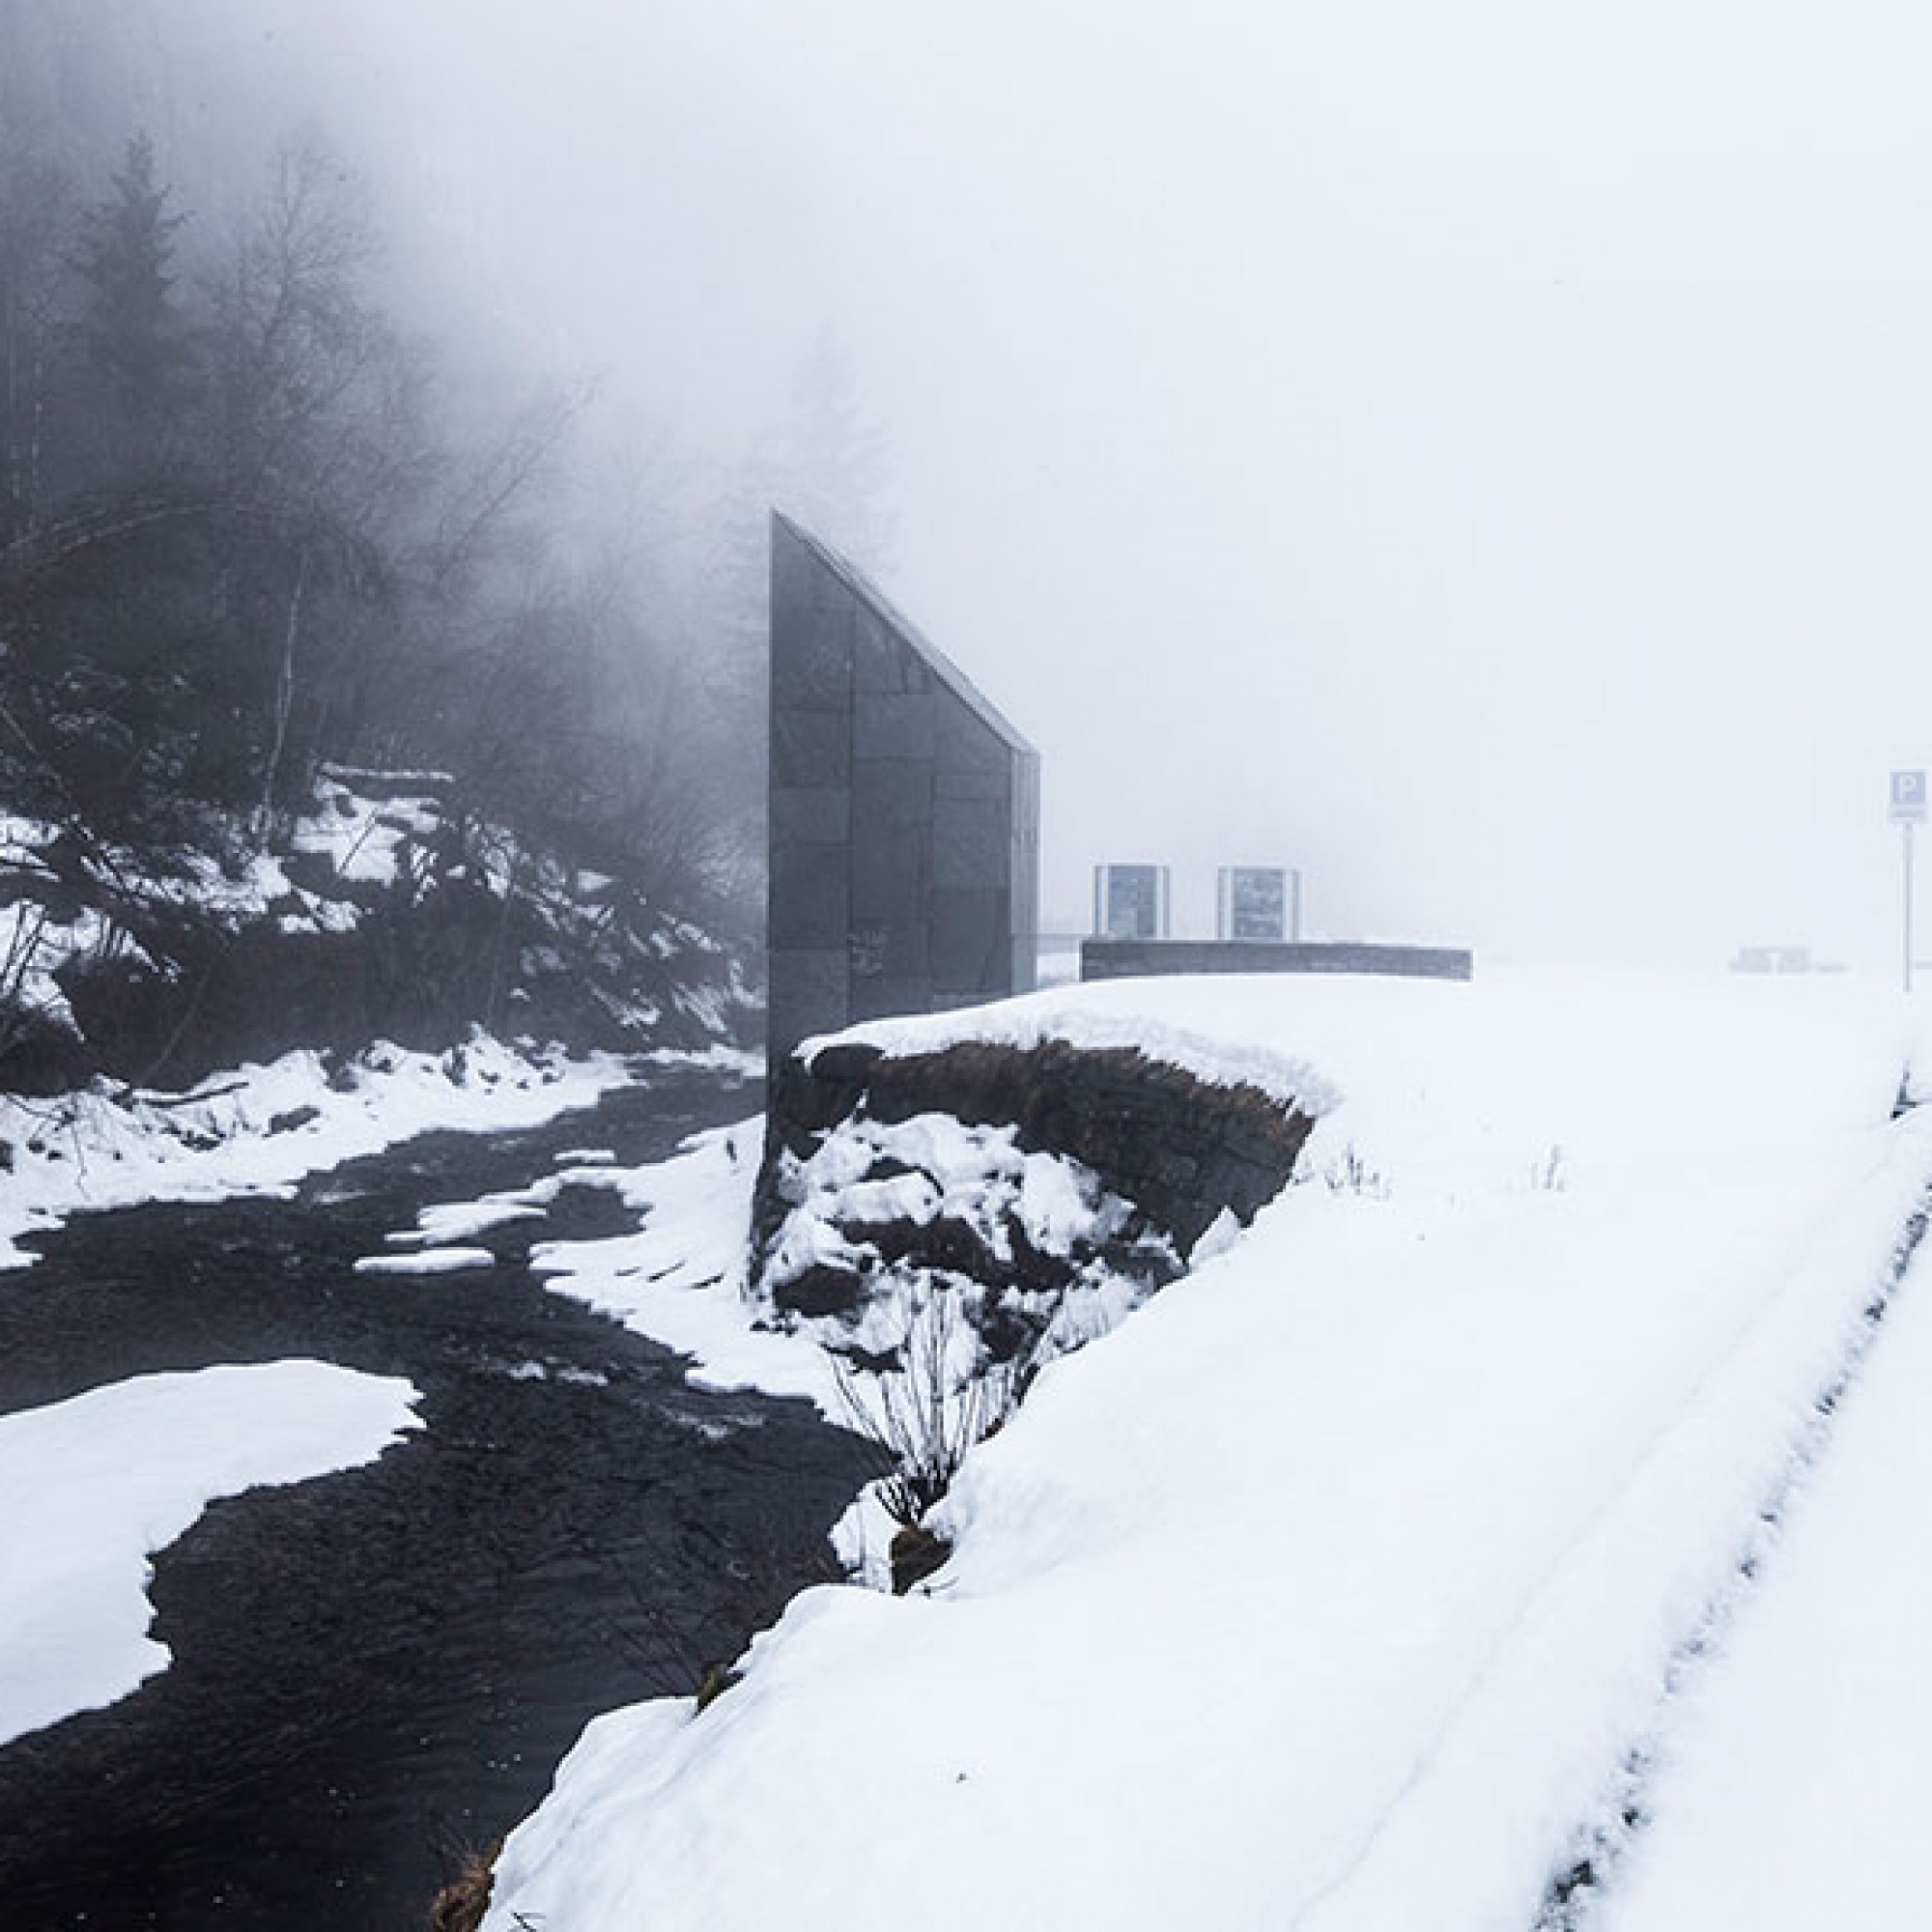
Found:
<box><xmin>193</xmin><ymin>0</ymin><xmax>1932</xmax><ymax>965</ymax></box>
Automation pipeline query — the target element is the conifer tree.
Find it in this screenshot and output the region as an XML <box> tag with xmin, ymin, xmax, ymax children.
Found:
<box><xmin>71</xmin><ymin>130</ymin><xmax>192</xmax><ymax>478</ymax></box>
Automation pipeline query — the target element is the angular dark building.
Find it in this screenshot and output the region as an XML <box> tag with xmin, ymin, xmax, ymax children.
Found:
<box><xmin>768</xmin><ymin>513</ymin><xmax>1039</xmax><ymax>1065</ymax></box>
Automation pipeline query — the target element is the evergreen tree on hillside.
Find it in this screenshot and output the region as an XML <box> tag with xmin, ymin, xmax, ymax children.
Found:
<box><xmin>71</xmin><ymin>131</ymin><xmax>193</xmax><ymax>477</ymax></box>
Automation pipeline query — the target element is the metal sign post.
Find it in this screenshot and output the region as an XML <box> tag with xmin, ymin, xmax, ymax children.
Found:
<box><xmin>1891</xmin><ymin>771</ymin><xmax>1926</xmax><ymax>991</ymax></box>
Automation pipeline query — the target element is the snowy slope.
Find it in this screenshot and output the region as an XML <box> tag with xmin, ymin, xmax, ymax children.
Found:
<box><xmin>482</xmin><ymin>969</ymin><xmax>1932</xmax><ymax>1932</ymax></box>
<box><xmin>1</xmin><ymin>771</ymin><xmax>751</xmax><ymax>1094</ymax></box>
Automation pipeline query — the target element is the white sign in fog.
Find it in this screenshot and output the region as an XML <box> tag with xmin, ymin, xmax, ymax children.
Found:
<box><xmin>1894</xmin><ymin>771</ymin><xmax>1925</xmax><ymax>993</ymax></box>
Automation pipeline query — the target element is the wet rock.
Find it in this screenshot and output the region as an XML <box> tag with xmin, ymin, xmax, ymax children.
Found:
<box><xmin>890</xmin><ymin>1523</ymin><xmax>952</xmax><ymax>1596</ymax></box>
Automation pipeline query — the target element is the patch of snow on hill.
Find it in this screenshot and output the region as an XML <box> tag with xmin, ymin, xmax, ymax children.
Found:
<box><xmin>292</xmin><ymin>768</ymin><xmax>443</xmax><ymax>890</ymax></box>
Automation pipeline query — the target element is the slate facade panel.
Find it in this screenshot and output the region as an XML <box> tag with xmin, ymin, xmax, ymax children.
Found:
<box><xmin>768</xmin><ymin>514</ymin><xmax>1038</xmax><ymax>1065</ymax></box>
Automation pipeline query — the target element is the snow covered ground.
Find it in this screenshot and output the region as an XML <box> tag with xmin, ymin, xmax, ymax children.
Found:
<box><xmin>479</xmin><ymin>967</ymin><xmax>1932</xmax><ymax>1932</ymax></box>
<box><xmin>0</xmin><ymin>1360</ymin><xmax>419</xmax><ymax>1747</ymax></box>
<box><xmin>0</xmin><ymin>1033</ymin><xmax>644</xmax><ymax>1271</ymax></box>
<box><xmin>1597</xmin><ymin>1208</ymin><xmax>1932</xmax><ymax>1932</ymax></box>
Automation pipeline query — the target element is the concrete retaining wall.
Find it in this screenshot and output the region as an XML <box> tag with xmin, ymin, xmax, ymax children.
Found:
<box><xmin>1081</xmin><ymin>939</ymin><xmax>1473</xmax><ymax>982</ymax></box>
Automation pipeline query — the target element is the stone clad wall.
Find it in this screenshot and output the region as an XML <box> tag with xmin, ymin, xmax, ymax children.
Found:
<box><xmin>768</xmin><ymin>515</ymin><xmax>1038</xmax><ymax>1066</ymax></box>
<box><xmin>756</xmin><ymin>1036</ymin><xmax>1317</xmax><ymax>1270</ymax></box>
<box><xmin>768</xmin><ymin>519</ymin><xmax>857</xmax><ymax>1053</ymax></box>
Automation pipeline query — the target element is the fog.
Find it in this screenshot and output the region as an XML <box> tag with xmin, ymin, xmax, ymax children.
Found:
<box><xmin>135</xmin><ymin>2</ymin><xmax>1932</xmax><ymax>962</ymax></box>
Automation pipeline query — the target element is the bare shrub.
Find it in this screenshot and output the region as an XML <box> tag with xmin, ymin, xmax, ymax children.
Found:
<box><xmin>1318</xmin><ymin>1143</ymin><xmax>1389</xmax><ymax>1197</ymax></box>
<box><xmin>833</xmin><ymin>1288</ymin><xmax>1020</xmax><ymax>1532</ymax></box>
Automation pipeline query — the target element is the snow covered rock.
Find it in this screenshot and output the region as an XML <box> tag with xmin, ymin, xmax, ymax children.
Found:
<box><xmin>759</xmin><ymin>1032</ymin><xmax>1322</xmax><ymax>1269</ymax></box>
<box><xmin>747</xmin><ymin>1027</ymin><xmax>1323</xmax><ymax>1560</ymax></box>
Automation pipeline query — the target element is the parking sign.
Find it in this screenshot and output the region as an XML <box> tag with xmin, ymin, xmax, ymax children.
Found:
<box><xmin>1892</xmin><ymin>770</ymin><xmax>1927</xmax><ymax>824</ymax></box>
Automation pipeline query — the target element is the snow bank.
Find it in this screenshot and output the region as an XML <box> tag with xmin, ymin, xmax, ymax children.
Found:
<box><xmin>526</xmin><ymin>1121</ymin><xmax>836</xmax><ymax>1409</ymax></box>
<box><xmin>0</xmin><ymin>1360</ymin><xmax>419</xmax><ymax>1746</ymax></box>
<box><xmin>386</xmin><ymin>1198</ymin><xmax>550</xmax><ymax>1247</ymax></box>
<box><xmin>0</xmin><ymin>1034</ymin><xmax>636</xmax><ymax>1271</ymax></box>
<box><xmin>805</xmin><ymin>978</ymin><xmax>1342</xmax><ymax>1115</ymax></box>
<box><xmin>482</xmin><ymin>968</ymin><xmax>1932</xmax><ymax>1932</ymax></box>
<box><xmin>361</xmin><ymin>1120</ymin><xmax>826</xmax><ymax>1404</ymax></box>
<box><xmin>353</xmin><ymin>1245</ymin><xmax>497</xmax><ymax>1275</ymax></box>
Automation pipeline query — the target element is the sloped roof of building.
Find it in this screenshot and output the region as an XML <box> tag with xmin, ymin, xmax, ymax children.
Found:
<box><xmin>773</xmin><ymin>511</ymin><xmax>1037</xmax><ymax>757</ymax></box>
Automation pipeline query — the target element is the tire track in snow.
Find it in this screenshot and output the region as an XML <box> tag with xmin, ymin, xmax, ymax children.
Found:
<box><xmin>1276</xmin><ymin>1128</ymin><xmax>1931</xmax><ymax>1932</ymax></box>
<box><xmin>1528</xmin><ymin>1181</ymin><xmax>1932</xmax><ymax>1929</ymax></box>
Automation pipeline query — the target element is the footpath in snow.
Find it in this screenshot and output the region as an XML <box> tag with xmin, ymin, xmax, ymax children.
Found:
<box><xmin>480</xmin><ymin>968</ymin><xmax>1932</xmax><ymax>1932</ymax></box>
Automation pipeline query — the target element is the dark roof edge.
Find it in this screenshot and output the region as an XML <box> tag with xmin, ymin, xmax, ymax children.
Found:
<box><xmin>773</xmin><ymin>510</ymin><xmax>1037</xmax><ymax>756</ymax></box>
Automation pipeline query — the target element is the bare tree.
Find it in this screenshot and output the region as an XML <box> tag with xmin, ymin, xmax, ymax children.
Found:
<box><xmin>0</xmin><ymin>144</ymin><xmax>74</xmax><ymax>541</ymax></box>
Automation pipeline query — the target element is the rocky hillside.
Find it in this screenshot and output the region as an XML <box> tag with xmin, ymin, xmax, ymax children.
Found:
<box><xmin>0</xmin><ymin>765</ymin><xmax>752</xmax><ymax>1094</ymax></box>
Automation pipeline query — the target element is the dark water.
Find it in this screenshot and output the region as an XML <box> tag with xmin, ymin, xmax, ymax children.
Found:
<box><xmin>0</xmin><ymin>1070</ymin><xmax>873</xmax><ymax>1931</ymax></box>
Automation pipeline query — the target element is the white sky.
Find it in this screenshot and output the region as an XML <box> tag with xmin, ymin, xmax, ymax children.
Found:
<box><xmin>205</xmin><ymin>0</ymin><xmax>1932</xmax><ymax>964</ymax></box>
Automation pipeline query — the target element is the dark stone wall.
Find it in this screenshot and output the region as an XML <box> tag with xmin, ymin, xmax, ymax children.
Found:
<box><xmin>1081</xmin><ymin>940</ymin><xmax>1474</xmax><ymax>982</ymax></box>
<box><xmin>757</xmin><ymin>1036</ymin><xmax>1317</xmax><ymax>1267</ymax></box>
<box><xmin>768</xmin><ymin>516</ymin><xmax>1039</xmax><ymax>1068</ymax></box>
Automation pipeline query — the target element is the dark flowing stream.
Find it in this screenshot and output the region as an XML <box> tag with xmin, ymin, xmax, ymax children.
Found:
<box><xmin>0</xmin><ymin>1067</ymin><xmax>873</xmax><ymax>1931</ymax></box>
